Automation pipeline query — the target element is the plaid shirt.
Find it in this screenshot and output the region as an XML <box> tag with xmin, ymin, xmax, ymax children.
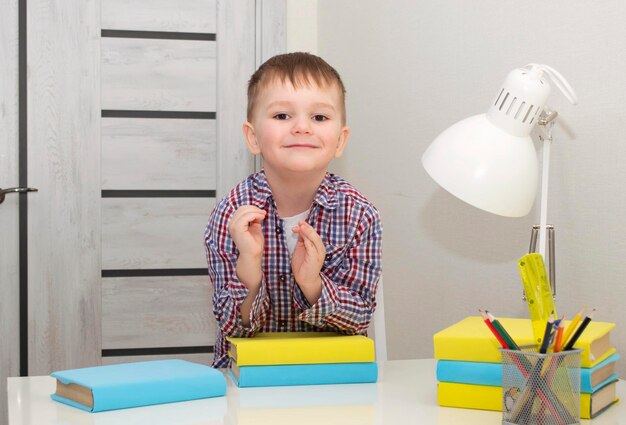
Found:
<box><xmin>204</xmin><ymin>171</ymin><xmax>383</xmax><ymax>367</ymax></box>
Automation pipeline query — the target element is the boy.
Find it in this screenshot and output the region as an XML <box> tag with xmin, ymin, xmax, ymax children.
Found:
<box><xmin>204</xmin><ymin>52</ymin><xmax>382</xmax><ymax>367</ymax></box>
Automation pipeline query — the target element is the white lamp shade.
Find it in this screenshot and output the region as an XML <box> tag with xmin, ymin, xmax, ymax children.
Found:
<box><xmin>422</xmin><ymin>113</ymin><xmax>538</xmax><ymax>217</ymax></box>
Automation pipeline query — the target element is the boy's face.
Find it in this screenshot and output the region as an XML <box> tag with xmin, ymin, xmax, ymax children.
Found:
<box><xmin>243</xmin><ymin>79</ymin><xmax>349</xmax><ymax>177</ymax></box>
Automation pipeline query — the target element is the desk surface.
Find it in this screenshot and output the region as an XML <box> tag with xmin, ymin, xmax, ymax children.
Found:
<box><xmin>7</xmin><ymin>359</ymin><xmax>625</xmax><ymax>425</ymax></box>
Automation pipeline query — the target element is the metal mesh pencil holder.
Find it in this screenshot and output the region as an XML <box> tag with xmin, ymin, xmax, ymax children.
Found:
<box><xmin>501</xmin><ymin>347</ymin><xmax>581</xmax><ymax>425</ymax></box>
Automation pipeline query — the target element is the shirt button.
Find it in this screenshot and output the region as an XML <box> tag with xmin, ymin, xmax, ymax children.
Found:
<box><xmin>279</xmin><ymin>274</ymin><xmax>286</xmax><ymax>282</ymax></box>
<box><xmin>276</xmin><ymin>227</ymin><xmax>283</xmax><ymax>234</ymax></box>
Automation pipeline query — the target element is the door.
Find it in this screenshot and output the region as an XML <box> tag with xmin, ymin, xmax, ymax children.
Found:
<box><xmin>0</xmin><ymin>2</ymin><xmax>21</xmax><ymax>422</ymax></box>
<box><xmin>1</xmin><ymin>0</ymin><xmax>285</xmax><ymax>421</ymax></box>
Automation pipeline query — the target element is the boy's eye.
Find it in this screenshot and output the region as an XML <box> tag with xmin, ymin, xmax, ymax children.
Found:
<box><xmin>273</xmin><ymin>113</ymin><xmax>290</xmax><ymax>120</ymax></box>
<box><xmin>312</xmin><ymin>115</ymin><xmax>328</xmax><ymax>122</ymax></box>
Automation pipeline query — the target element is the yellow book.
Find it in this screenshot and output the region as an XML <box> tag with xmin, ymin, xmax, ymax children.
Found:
<box><xmin>227</xmin><ymin>332</ymin><xmax>375</xmax><ymax>366</ymax></box>
<box><xmin>437</xmin><ymin>382</ymin><xmax>502</xmax><ymax>411</ymax></box>
<box><xmin>433</xmin><ymin>316</ymin><xmax>616</xmax><ymax>367</ymax></box>
<box><xmin>437</xmin><ymin>381</ymin><xmax>619</xmax><ymax>419</ymax></box>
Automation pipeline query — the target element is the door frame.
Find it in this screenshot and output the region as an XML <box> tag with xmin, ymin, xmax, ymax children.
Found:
<box><xmin>0</xmin><ymin>1</ymin><xmax>21</xmax><ymax>422</ymax></box>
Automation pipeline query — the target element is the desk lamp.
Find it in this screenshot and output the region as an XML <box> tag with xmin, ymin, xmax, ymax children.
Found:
<box><xmin>421</xmin><ymin>64</ymin><xmax>577</xmax><ymax>295</ymax></box>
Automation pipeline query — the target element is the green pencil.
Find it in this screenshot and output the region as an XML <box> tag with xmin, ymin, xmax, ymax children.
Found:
<box><xmin>486</xmin><ymin>312</ymin><xmax>521</xmax><ymax>350</ymax></box>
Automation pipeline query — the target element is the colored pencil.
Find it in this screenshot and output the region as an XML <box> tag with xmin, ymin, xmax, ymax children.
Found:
<box><xmin>561</xmin><ymin>306</ymin><xmax>585</xmax><ymax>348</ymax></box>
<box><xmin>479</xmin><ymin>309</ymin><xmax>509</xmax><ymax>348</ymax></box>
<box><xmin>484</xmin><ymin>312</ymin><xmax>574</xmax><ymax>424</ymax></box>
<box><xmin>553</xmin><ymin>317</ymin><xmax>565</xmax><ymax>352</ymax></box>
<box><xmin>486</xmin><ymin>312</ymin><xmax>521</xmax><ymax>350</ymax></box>
<box><xmin>563</xmin><ymin>309</ymin><xmax>595</xmax><ymax>351</ymax></box>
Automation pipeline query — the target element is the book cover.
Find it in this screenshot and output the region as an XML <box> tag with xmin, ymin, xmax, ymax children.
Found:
<box><xmin>436</xmin><ymin>352</ymin><xmax>620</xmax><ymax>393</ymax></box>
<box><xmin>433</xmin><ymin>316</ymin><xmax>616</xmax><ymax>367</ymax></box>
<box><xmin>229</xmin><ymin>362</ymin><xmax>378</xmax><ymax>387</ymax></box>
<box><xmin>580</xmin><ymin>378</ymin><xmax>620</xmax><ymax>419</ymax></box>
<box><xmin>437</xmin><ymin>380</ymin><xmax>619</xmax><ymax>419</ymax></box>
<box><xmin>227</xmin><ymin>332</ymin><xmax>375</xmax><ymax>366</ymax></box>
<box><xmin>583</xmin><ymin>353</ymin><xmax>620</xmax><ymax>393</ymax></box>
<box><xmin>436</xmin><ymin>360</ymin><xmax>503</xmax><ymax>387</ymax></box>
<box><xmin>437</xmin><ymin>382</ymin><xmax>502</xmax><ymax>412</ymax></box>
<box><xmin>50</xmin><ymin>359</ymin><xmax>226</xmax><ymax>412</ymax></box>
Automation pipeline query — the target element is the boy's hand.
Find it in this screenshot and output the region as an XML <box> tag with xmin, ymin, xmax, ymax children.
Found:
<box><xmin>291</xmin><ymin>221</ymin><xmax>325</xmax><ymax>304</ymax></box>
<box><xmin>229</xmin><ymin>206</ymin><xmax>266</xmax><ymax>289</ymax></box>
<box><xmin>229</xmin><ymin>205</ymin><xmax>266</xmax><ymax>259</ymax></box>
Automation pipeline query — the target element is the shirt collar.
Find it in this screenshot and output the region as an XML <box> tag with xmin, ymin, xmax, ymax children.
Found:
<box><xmin>313</xmin><ymin>172</ymin><xmax>338</xmax><ymax>210</ymax></box>
<box><xmin>250</xmin><ymin>171</ymin><xmax>273</xmax><ymax>209</ymax></box>
<box><xmin>251</xmin><ymin>170</ymin><xmax>338</xmax><ymax>211</ymax></box>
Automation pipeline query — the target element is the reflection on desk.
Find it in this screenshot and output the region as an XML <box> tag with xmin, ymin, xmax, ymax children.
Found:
<box><xmin>7</xmin><ymin>359</ymin><xmax>624</xmax><ymax>425</ymax></box>
<box><xmin>59</xmin><ymin>396</ymin><xmax>226</xmax><ymax>425</ymax></box>
<box><xmin>228</xmin><ymin>381</ymin><xmax>377</xmax><ymax>425</ymax></box>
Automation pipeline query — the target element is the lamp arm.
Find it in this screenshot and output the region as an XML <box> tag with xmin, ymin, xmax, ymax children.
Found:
<box><xmin>525</xmin><ymin>63</ymin><xmax>578</xmax><ymax>105</ymax></box>
<box><xmin>538</xmin><ymin>121</ymin><xmax>554</xmax><ymax>259</ymax></box>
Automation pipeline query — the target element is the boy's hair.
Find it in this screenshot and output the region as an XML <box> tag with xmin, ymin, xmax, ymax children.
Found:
<box><xmin>247</xmin><ymin>52</ymin><xmax>347</xmax><ymax>124</ymax></box>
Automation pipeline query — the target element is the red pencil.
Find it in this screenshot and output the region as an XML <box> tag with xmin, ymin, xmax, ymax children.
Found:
<box><xmin>479</xmin><ymin>309</ymin><xmax>509</xmax><ymax>348</ymax></box>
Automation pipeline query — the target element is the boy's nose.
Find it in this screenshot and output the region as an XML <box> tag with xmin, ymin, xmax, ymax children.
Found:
<box><xmin>291</xmin><ymin>117</ymin><xmax>312</xmax><ymax>134</ymax></box>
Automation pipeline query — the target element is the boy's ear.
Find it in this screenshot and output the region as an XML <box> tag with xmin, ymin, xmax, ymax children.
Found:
<box><xmin>242</xmin><ymin>122</ymin><xmax>262</xmax><ymax>155</ymax></box>
<box><xmin>334</xmin><ymin>126</ymin><xmax>350</xmax><ymax>158</ymax></box>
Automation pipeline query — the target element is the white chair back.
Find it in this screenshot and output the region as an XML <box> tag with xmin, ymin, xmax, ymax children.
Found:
<box><xmin>369</xmin><ymin>276</ymin><xmax>387</xmax><ymax>361</ymax></box>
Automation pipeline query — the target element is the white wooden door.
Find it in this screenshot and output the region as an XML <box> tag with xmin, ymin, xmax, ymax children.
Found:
<box><xmin>1</xmin><ymin>0</ymin><xmax>285</xmax><ymax>421</ymax></box>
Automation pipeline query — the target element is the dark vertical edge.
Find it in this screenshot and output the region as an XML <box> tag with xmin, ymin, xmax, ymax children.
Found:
<box><xmin>18</xmin><ymin>0</ymin><xmax>28</xmax><ymax>377</ymax></box>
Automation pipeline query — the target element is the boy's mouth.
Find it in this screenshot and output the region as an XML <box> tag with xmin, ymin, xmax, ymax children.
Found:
<box><xmin>285</xmin><ymin>143</ymin><xmax>317</xmax><ymax>149</ymax></box>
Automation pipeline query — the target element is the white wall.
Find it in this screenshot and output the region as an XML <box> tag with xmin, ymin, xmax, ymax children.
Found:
<box><xmin>286</xmin><ymin>0</ymin><xmax>317</xmax><ymax>54</ymax></box>
<box><xmin>289</xmin><ymin>0</ymin><xmax>626</xmax><ymax>375</ymax></box>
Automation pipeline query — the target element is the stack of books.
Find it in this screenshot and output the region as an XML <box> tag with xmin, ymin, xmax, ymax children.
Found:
<box><xmin>226</xmin><ymin>332</ymin><xmax>378</xmax><ymax>387</ymax></box>
<box><xmin>434</xmin><ymin>316</ymin><xmax>620</xmax><ymax>419</ymax></box>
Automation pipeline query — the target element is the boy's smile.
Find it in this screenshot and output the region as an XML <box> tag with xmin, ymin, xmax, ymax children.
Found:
<box><xmin>243</xmin><ymin>79</ymin><xmax>350</xmax><ymax>179</ymax></box>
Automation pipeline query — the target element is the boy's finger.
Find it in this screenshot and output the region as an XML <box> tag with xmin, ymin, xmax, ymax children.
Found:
<box><xmin>296</xmin><ymin>221</ymin><xmax>319</xmax><ymax>238</ymax></box>
<box><xmin>296</xmin><ymin>222</ymin><xmax>325</xmax><ymax>258</ymax></box>
<box><xmin>236</xmin><ymin>210</ymin><xmax>266</xmax><ymax>225</ymax></box>
<box><xmin>230</xmin><ymin>212</ymin><xmax>266</xmax><ymax>234</ymax></box>
<box><xmin>233</xmin><ymin>206</ymin><xmax>266</xmax><ymax>220</ymax></box>
<box><xmin>300</xmin><ymin>221</ymin><xmax>325</xmax><ymax>247</ymax></box>
<box><xmin>302</xmin><ymin>235</ymin><xmax>316</xmax><ymax>252</ymax></box>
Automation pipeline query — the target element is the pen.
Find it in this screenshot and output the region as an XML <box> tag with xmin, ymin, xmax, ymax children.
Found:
<box><xmin>539</xmin><ymin>319</ymin><xmax>555</xmax><ymax>353</ymax></box>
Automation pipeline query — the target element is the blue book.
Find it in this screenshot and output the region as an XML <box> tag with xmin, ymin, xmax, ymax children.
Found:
<box><xmin>229</xmin><ymin>362</ymin><xmax>378</xmax><ymax>387</ymax></box>
<box><xmin>51</xmin><ymin>359</ymin><xmax>226</xmax><ymax>412</ymax></box>
<box><xmin>436</xmin><ymin>353</ymin><xmax>620</xmax><ymax>393</ymax></box>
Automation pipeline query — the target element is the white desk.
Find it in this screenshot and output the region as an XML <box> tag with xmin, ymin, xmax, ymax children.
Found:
<box><xmin>7</xmin><ymin>359</ymin><xmax>625</xmax><ymax>424</ymax></box>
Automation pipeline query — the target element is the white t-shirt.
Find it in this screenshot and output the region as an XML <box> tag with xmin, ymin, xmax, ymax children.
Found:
<box><xmin>281</xmin><ymin>209</ymin><xmax>310</xmax><ymax>256</ymax></box>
